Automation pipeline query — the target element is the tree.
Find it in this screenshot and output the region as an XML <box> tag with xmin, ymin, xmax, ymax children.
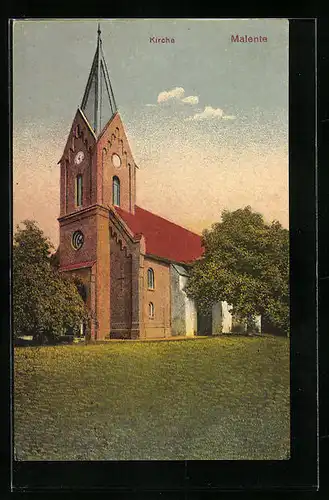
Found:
<box><xmin>185</xmin><ymin>207</ymin><xmax>289</xmax><ymax>335</ymax></box>
<box><xmin>50</xmin><ymin>247</ymin><xmax>60</xmax><ymax>270</ymax></box>
<box><xmin>13</xmin><ymin>220</ymin><xmax>88</xmax><ymax>343</ymax></box>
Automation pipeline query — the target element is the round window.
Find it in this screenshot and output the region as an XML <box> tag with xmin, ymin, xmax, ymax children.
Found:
<box><xmin>72</xmin><ymin>230</ymin><xmax>84</xmax><ymax>250</ymax></box>
<box><xmin>112</xmin><ymin>153</ymin><xmax>121</xmax><ymax>168</ymax></box>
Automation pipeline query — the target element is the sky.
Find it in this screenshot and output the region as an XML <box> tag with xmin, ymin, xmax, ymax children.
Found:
<box><xmin>13</xmin><ymin>18</ymin><xmax>289</xmax><ymax>246</ymax></box>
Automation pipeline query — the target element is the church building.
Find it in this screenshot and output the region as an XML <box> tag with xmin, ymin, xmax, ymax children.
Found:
<box><xmin>58</xmin><ymin>27</ymin><xmax>244</xmax><ymax>340</ymax></box>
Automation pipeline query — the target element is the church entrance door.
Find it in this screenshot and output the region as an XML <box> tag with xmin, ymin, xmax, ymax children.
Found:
<box><xmin>197</xmin><ymin>311</ymin><xmax>212</xmax><ymax>336</ymax></box>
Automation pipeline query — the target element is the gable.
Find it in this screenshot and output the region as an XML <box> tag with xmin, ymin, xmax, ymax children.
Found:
<box><xmin>97</xmin><ymin>112</ymin><xmax>137</xmax><ymax>165</ymax></box>
<box><xmin>59</xmin><ymin>108</ymin><xmax>96</xmax><ymax>165</ymax></box>
<box><xmin>97</xmin><ymin>112</ymin><xmax>137</xmax><ymax>213</ymax></box>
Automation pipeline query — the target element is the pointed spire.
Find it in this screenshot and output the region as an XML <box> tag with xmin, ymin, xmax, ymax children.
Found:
<box><xmin>80</xmin><ymin>24</ymin><xmax>117</xmax><ymax>136</ymax></box>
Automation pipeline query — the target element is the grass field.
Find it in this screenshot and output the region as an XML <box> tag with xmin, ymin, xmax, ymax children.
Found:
<box><xmin>14</xmin><ymin>335</ymin><xmax>290</xmax><ymax>460</ymax></box>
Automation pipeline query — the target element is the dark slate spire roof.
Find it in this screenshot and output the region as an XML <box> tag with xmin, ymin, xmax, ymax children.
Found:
<box><xmin>80</xmin><ymin>24</ymin><xmax>117</xmax><ymax>136</ymax></box>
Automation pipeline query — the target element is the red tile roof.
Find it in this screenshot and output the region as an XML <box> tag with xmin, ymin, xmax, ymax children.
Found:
<box><xmin>115</xmin><ymin>206</ymin><xmax>204</xmax><ymax>264</ymax></box>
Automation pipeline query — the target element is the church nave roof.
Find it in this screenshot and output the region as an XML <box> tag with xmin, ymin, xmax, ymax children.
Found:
<box><xmin>115</xmin><ymin>206</ymin><xmax>204</xmax><ymax>264</ymax></box>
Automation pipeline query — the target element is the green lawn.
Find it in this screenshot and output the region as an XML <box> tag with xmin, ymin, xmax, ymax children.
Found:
<box><xmin>14</xmin><ymin>335</ymin><xmax>290</xmax><ymax>460</ymax></box>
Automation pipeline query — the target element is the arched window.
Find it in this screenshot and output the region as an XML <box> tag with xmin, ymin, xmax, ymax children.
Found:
<box><xmin>113</xmin><ymin>176</ymin><xmax>120</xmax><ymax>206</ymax></box>
<box><xmin>76</xmin><ymin>174</ymin><xmax>83</xmax><ymax>207</ymax></box>
<box><xmin>148</xmin><ymin>302</ymin><xmax>155</xmax><ymax>319</ymax></box>
<box><xmin>147</xmin><ymin>268</ymin><xmax>155</xmax><ymax>289</ymax></box>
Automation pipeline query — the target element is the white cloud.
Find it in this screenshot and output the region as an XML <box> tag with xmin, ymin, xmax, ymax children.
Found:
<box><xmin>222</xmin><ymin>115</ymin><xmax>236</xmax><ymax>120</ymax></box>
<box><xmin>186</xmin><ymin>106</ymin><xmax>223</xmax><ymax>121</ymax></box>
<box><xmin>152</xmin><ymin>90</ymin><xmax>233</xmax><ymax>123</ymax></box>
<box><xmin>145</xmin><ymin>103</ymin><xmax>157</xmax><ymax>107</ymax></box>
<box><xmin>156</xmin><ymin>87</ymin><xmax>199</xmax><ymax>106</ymax></box>
<box><xmin>157</xmin><ymin>87</ymin><xmax>185</xmax><ymax>103</ymax></box>
<box><xmin>181</xmin><ymin>95</ymin><xmax>199</xmax><ymax>105</ymax></box>
<box><xmin>186</xmin><ymin>106</ymin><xmax>236</xmax><ymax>121</ymax></box>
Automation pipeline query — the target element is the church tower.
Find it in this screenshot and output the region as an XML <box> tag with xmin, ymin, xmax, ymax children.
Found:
<box><xmin>58</xmin><ymin>25</ymin><xmax>139</xmax><ymax>340</ymax></box>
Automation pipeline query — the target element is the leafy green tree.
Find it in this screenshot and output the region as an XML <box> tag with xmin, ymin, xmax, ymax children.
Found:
<box><xmin>185</xmin><ymin>207</ymin><xmax>289</xmax><ymax>335</ymax></box>
<box><xmin>50</xmin><ymin>247</ymin><xmax>60</xmax><ymax>270</ymax></box>
<box><xmin>13</xmin><ymin>220</ymin><xmax>88</xmax><ymax>343</ymax></box>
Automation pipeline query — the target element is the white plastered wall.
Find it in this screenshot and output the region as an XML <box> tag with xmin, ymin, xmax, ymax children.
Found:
<box><xmin>212</xmin><ymin>301</ymin><xmax>233</xmax><ymax>334</ymax></box>
<box><xmin>179</xmin><ymin>274</ymin><xmax>197</xmax><ymax>336</ymax></box>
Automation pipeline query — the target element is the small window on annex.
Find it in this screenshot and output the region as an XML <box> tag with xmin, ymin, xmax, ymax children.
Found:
<box><xmin>113</xmin><ymin>176</ymin><xmax>120</xmax><ymax>206</ymax></box>
<box><xmin>147</xmin><ymin>268</ymin><xmax>155</xmax><ymax>289</ymax></box>
<box><xmin>76</xmin><ymin>174</ymin><xmax>83</xmax><ymax>207</ymax></box>
<box><xmin>148</xmin><ymin>302</ymin><xmax>155</xmax><ymax>319</ymax></box>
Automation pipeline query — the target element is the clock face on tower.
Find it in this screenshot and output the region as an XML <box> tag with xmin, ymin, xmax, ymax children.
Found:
<box><xmin>71</xmin><ymin>230</ymin><xmax>84</xmax><ymax>250</ymax></box>
<box><xmin>74</xmin><ymin>151</ymin><xmax>85</xmax><ymax>165</ymax></box>
<box><xmin>112</xmin><ymin>153</ymin><xmax>121</xmax><ymax>168</ymax></box>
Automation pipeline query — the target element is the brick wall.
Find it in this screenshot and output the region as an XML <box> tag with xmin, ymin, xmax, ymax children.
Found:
<box><xmin>143</xmin><ymin>257</ymin><xmax>171</xmax><ymax>338</ymax></box>
<box><xmin>59</xmin><ymin>110</ymin><xmax>96</xmax><ymax>217</ymax></box>
<box><xmin>97</xmin><ymin>113</ymin><xmax>137</xmax><ymax>214</ymax></box>
<box><xmin>110</xmin><ymin>234</ymin><xmax>133</xmax><ymax>337</ymax></box>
